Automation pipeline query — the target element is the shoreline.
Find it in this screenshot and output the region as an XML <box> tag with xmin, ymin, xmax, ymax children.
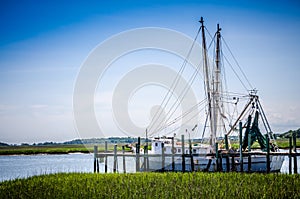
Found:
<box><xmin>0</xmin><ymin>139</ymin><xmax>299</xmax><ymax>156</ymax></box>
<box><xmin>0</xmin><ymin>147</ymin><xmax>298</xmax><ymax>156</ymax></box>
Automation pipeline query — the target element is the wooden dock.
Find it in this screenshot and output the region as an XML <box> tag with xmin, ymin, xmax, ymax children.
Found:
<box><xmin>93</xmin><ymin>133</ymin><xmax>299</xmax><ymax>174</ymax></box>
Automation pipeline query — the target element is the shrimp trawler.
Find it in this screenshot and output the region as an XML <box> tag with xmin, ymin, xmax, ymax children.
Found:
<box><xmin>140</xmin><ymin>17</ymin><xmax>284</xmax><ymax>172</ymax></box>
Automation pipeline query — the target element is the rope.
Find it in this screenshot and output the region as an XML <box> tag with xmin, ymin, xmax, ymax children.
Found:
<box><xmin>222</xmin><ymin>53</ymin><xmax>249</xmax><ymax>91</ymax></box>
<box><xmin>151</xmin><ymin>62</ymin><xmax>202</xmax><ymax>134</ymax></box>
<box><xmin>155</xmin><ymin>98</ymin><xmax>207</xmax><ymax>133</ymax></box>
<box><xmin>222</xmin><ymin>37</ymin><xmax>253</xmax><ymax>90</ymax></box>
<box><xmin>147</xmin><ymin>26</ymin><xmax>202</xmax><ymax>134</ymax></box>
<box><xmin>162</xmin><ymin>104</ymin><xmax>207</xmax><ymax>136</ymax></box>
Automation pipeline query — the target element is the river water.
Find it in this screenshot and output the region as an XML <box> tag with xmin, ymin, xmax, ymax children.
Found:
<box><xmin>0</xmin><ymin>152</ymin><xmax>299</xmax><ymax>182</ymax></box>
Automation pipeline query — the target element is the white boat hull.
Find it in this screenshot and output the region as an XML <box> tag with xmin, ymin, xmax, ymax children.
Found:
<box><xmin>141</xmin><ymin>155</ymin><xmax>284</xmax><ymax>172</ymax></box>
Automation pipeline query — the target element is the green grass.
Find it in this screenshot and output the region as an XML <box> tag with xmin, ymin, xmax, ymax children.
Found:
<box><xmin>0</xmin><ymin>145</ymin><xmax>91</xmax><ymax>155</ymax></box>
<box><xmin>0</xmin><ymin>172</ymin><xmax>299</xmax><ymax>199</ymax></box>
<box><xmin>0</xmin><ymin>138</ymin><xmax>298</xmax><ymax>155</ymax></box>
<box><xmin>228</xmin><ymin>138</ymin><xmax>300</xmax><ymax>150</ymax></box>
<box><xmin>275</xmin><ymin>138</ymin><xmax>300</xmax><ymax>149</ymax></box>
<box><xmin>0</xmin><ymin>144</ymin><xmax>133</xmax><ymax>155</ymax></box>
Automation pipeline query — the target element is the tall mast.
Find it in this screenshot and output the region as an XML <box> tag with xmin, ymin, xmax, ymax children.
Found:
<box><xmin>212</xmin><ymin>24</ymin><xmax>222</xmax><ymax>145</ymax></box>
<box><xmin>199</xmin><ymin>17</ymin><xmax>215</xmax><ymax>147</ymax></box>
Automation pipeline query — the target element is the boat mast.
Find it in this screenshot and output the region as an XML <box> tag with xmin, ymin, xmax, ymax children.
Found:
<box><xmin>199</xmin><ymin>17</ymin><xmax>215</xmax><ymax>147</ymax></box>
<box><xmin>212</xmin><ymin>24</ymin><xmax>222</xmax><ymax>145</ymax></box>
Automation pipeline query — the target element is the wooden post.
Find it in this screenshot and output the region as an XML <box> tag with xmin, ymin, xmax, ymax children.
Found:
<box><xmin>105</xmin><ymin>141</ymin><xmax>108</xmax><ymax>173</ymax></box>
<box><xmin>225</xmin><ymin>134</ymin><xmax>229</xmax><ymax>150</ymax></box>
<box><xmin>220</xmin><ymin>154</ymin><xmax>223</xmax><ymax>172</ymax></box>
<box><xmin>161</xmin><ymin>143</ymin><xmax>165</xmax><ymax>172</ymax></box>
<box><xmin>248</xmin><ymin>133</ymin><xmax>251</xmax><ymax>173</ymax></box>
<box><xmin>146</xmin><ymin>145</ymin><xmax>150</xmax><ymax>171</ymax></box>
<box><xmin>289</xmin><ymin>137</ymin><xmax>292</xmax><ymax>174</ymax></box>
<box><xmin>144</xmin><ymin>145</ymin><xmax>148</xmax><ymax>172</ymax></box>
<box><xmin>239</xmin><ymin>122</ymin><xmax>243</xmax><ymax>172</ymax></box>
<box><xmin>94</xmin><ymin>146</ymin><xmax>98</xmax><ymax>173</ymax></box>
<box><xmin>231</xmin><ymin>156</ymin><xmax>235</xmax><ymax>171</ymax></box>
<box><xmin>266</xmin><ymin>135</ymin><xmax>270</xmax><ymax>173</ymax></box>
<box><xmin>113</xmin><ymin>144</ymin><xmax>117</xmax><ymax>173</ymax></box>
<box><xmin>225</xmin><ymin>134</ymin><xmax>230</xmax><ymax>172</ymax></box>
<box><xmin>293</xmin><ymin>132</ymin><xmax>298</xmax><ymax>174</ymax></box>
<box><xmin>189</xmin><ymin>139</ymin><xmax>194</xmax><ymax>171</ymax></box>
<box><xmin>122</xmin><ymin>145</ymin><xmax>126</xmax><ymax>173</ymax></box>
<box><xmin>181</xmin><ymin>135</ymin><xmax>185</xmax><ymax>172</ymax></box>
<box><xmin>172</xmin><ymin>137</ymin><xmax>175</xmax><ymax>171</ymax></box>
<box><xmin>215</xmin><ymin>143</ymin><xmax>219</xmax><ymax>171</ymax></box>
<box><xmin>136</xmin><ymin>137</ymin><xmax>140</xmax><ymax>172</ymax></box>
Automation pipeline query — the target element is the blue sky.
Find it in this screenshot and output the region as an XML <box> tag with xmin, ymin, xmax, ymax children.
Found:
<box><xmin>0</xmin><ymin>0</ymin><xmax>300</xmax><ymax>143</ymax></box>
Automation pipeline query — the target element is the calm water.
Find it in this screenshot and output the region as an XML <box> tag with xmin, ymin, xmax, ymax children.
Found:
<box><xmin>0</xmin><ymin>152</ymin><xmax>299</xmax><ymax>182</ymax></box>
<box><xmin>0</xmin><ymin>153</ymin><xmax>136</xmax><ymax>182</ymax></box>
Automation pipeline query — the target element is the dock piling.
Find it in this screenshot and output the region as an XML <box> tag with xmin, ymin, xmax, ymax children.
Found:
<box><xmin>144</xmin><ymin>145</ymin><xmax>148</xmax><ymax>172</ymax></box>
<box><xmin>289</xmin><ymin>137</ymin><xmax>292</xmax><ymax>174</ymax></box>
<box><xmin>161</xmin><ymin>143</ymin><xmax>165</xmax><ymax>171</ymax></box>
<box><xmin>172</xmin><ymin>137</ymin><xmax>175</xmax><ymax>171</ymax></box>
<box><xmin>248</xmin><ymin>133</ymin><xmax>252</xmax><ymax>172</ymax></box>
<box><xmin>122</xmin><ymin>145</ymin><xmax>126</xmax><ymax>173</ymax></box>
<box><xmin>181</xmin><ymin>135</ymin><xmax>185</xmax><ymax>172</ymax></box>
<box><xmin>94</xmin><ymin>146</ymin><xmax>98</xmax><ymax>173</ymax></box>
<box><xmin>215</xmin><ymin>143</ymin><xmax>219</xmax><ymax>171</ymax></box>
<box><xmin>105</xmin><ymin>141</ymin><xmax>108</xmax><ymax>173</ymax></box>
<box><xmin>189</xmin><ymin>139</ymin><xmax>194</xmax><ymax>171</ymax></box>
<box><xmin>225</xmin><ymin>134</ymin><xmax>230</xmax><ymax>172</ymax></box>
<box><xmin>136</xmin><ymin>137</ymin><xmax>140</xmax><ymax>172</ymax></box>
<box><xmin>113</xmin><ymin>145</ymin><xmax>117</xmax><ymax>173</ymax></box>
<box><xmin>239</xmin><ymin>122</ymin><xmax>243</xmax><ymax>172</ymax></box>
<box><xmin>266</xmin><ymin>135</ymin><xmax>270</xmax><ymax>173</ymax></box>
<box><xmin>293</xmin><ymin>132</ymin><xmax>298</xmax><ymax>174</ymax></box>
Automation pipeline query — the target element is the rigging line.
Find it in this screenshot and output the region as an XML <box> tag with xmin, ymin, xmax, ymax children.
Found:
<box><xmin>158</xmin><ymin>99</ymin><xmax>206</xmax><ymax>130</ymax></box>
<box><xmin>150</xmin><ymin>58</ymin><xmax>203</xmax><ymax>135</ymax></box>
<box><xmin>204</xmin><ymin>26</ymin><xmax>216</xmax><ymax>48</ymax></box>
<box><xmin>162</xmin><ymin>104</ymin><xmax>207</xmax><ymax>137</ymax></box>
<box><xmin>148</xmin><ymin>42</ymin><xmax>200</xmax><ymax>134</ymax></box>
<box><xmin>201</xmin><ymin>112</ymin><xmax>209</xmax><ymax>142</ymax></box>
<box><xmin>221</xmin><ymin>37</ymin><xmax>253</xmax><ymax>90</ymax></box>
<box><xmin>258</xmin><ymin>108</ymin><xmax>269</xmax><ymax>136</ymax></box>
<box><xmin>223</xmin><ymin>53</ymin><xmax>249</xmax><ymax>91</ymax></box>
<box><xmin>229</xmin><ymin>103</ymin><xmax>238</xmax><ymax>127</ymax></box>
<box><xmin>226</xmin><ymin>98</ymin><xmax>252</xmax><ymax>136</ymax></box>
<box><xmin>200</xmin><ymin>28</ymin><xmax>215</xmax><ymax>123</ymax></box>
<box><xmin>221</xmin><ymin>91</ymin><xmax>249</xmax><ymax>97</ymax></box>
<box><xmin>154</xmin><ymin>99</ymin><xmax>207</xmax><ymax>133</ymax></box>
<box><xmin>162</xmin><ymin>61</ymin><xmax>202</xmax><ymax>124</ymax></box>
<box><xmin>257</xmin><ymin>99</ymin><xmax>273</xmax><ymax>134</ymax></box>
<box><xmin>148</xmin><ymin>26</ymin><xmax>202</xmax><ymax>133</ymax></box>
<box><xmin>161</xmin><ymin>105</ymin><xmax>207</xmax><ymax>137</ymax></box>
<box><xmin>151</xmin><ymin>63</ymin><xmax>201</xmax><ymax>135</ymax></box>
<box><xmin>220</xmin><ymin>117</ymin><xmax>228</xmax><ymax>138</ymax></box>
<box><xmin>220</xmin><ymin>43</ymin><xmax>231</xmax><ymax>125</ymax></box>
<box><xmin>207</xmin><ymin>33</ymin><xmax>217</xmax><ymax>51</ymax></box>
<box><xmin>147</xmin><ymin>60</ymin><xmax>186</xmax><ymax>133</ymax></box>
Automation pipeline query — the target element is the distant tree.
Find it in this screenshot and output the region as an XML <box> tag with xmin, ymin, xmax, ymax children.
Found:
<box><xmin>0</xmin><ymin>142</ymin><xmax>9</xmax><ymax>146</ymax></box>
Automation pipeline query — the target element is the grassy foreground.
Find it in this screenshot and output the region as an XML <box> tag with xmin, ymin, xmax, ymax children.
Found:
<box><xmin>0</xmin><ymin>173</ymin><xmax>299</xmax><ymax>199</ymax></box>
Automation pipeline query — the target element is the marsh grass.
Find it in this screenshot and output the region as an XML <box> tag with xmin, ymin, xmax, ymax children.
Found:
<box><xmin>0</xmin><ymin>139</ymin><xmax>298</xmax><ymax>155</ymax></box>
<box><xmin>0</xmin><ymin>144</ymin><xmax>132</xmax><ymax>155</ymax></box>
<box><xmin>0</xmin><ymin>172</ymin><xmax>299</xmax><ymax>199</ymax></box>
